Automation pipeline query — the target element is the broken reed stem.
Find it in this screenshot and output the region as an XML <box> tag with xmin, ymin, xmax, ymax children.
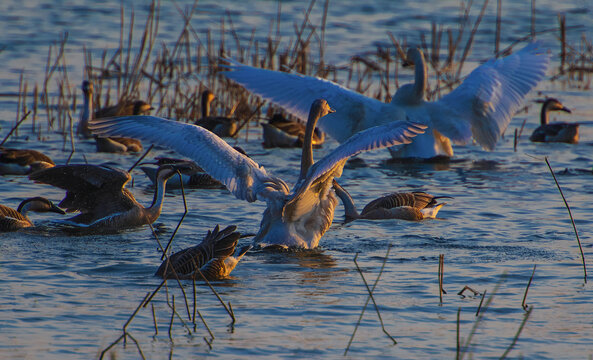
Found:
<box><xmin>544</xmin><ymin>157</ymin><xmax>587</xmax><ymax>283</ymax></box>
<box><xmin>123</xmin><ymin>292</ymin><xmax>151</xmax><ymax>332</ymax></box>
<box><xmin>128</xmin><ymin>144</ymin><xmax>154</xmax><ymax>172</ymax></box>
<box><xmin>167</xmin><ymin>294</ymin><xmax>193</xmax><ymax>335</ymax></box>
<box><xmin>460</xmin><ymin>273</ymin><xmax>506</xmax><ymax>360</ymax></box>
<box><xmin>438</xmin><ymin>254</ymin><xmax>445</xmax><ymax>304</ymax></box>
<box><xmin>345</xmin><ymin>244</ymin><xmax>394</xmax><ymax>355</ymax></box>
<box><xmin>456</xmin><ymin>307</ymin><xmax>461</xmax><ymax>360</ymax></box>
<box><xmin>0</xmin><ymin>110</ymin><xmax>31</xmax><ymax>146</ymax></box>
<box><xmin>195</xmin><ymin>268</ymin><xmax>236</xmax><ymax>323</ymax></box>
<box><xmin>476</xmin><ymin>289</ymin><xmax>486</xmax><ymax>317</ymax></box>
<box><xmin>151</xmin><ymin>302</ymin><xmax>158</xmax><ymax>336</ymax></box>
<box><xmin>161</xmin><ymin>172</ymin><xmax>188</xmax><ymax>259</ymax></box>
<box><xmin>168</xmin><ymin>295</ymin><xmax>175</xmax><ymax>341</ymax></box>
<box><xmin>521</xmin><ymin>264</ymin><xmax>537</xmax><ymax>310</ymax></box>
<box><xmin>499</xmin><ymin>306</ymin><xmax>533</xmax><ymax>359</ymax></box>
<box><xmin>126</xmin><ymin>332</ymin><xmax>146</xmax><ymax>360</ymax></box>
<box><xmin>513</xmin><ymin>128</ymin><xmax>518</xmax><ymax>152</ymax></box>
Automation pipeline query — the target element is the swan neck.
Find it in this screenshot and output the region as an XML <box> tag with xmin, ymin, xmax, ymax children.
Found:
<box><xmin>540</xmin><ymin>104</ymin><xmax>549</xmax><ymax>125</ymax></box>
<box><xmin>78</xmin><ymin>89</ymin><xmax>93</xmax><ymax>136</ymax></box>
<box><xmin>146</xmin><ymin>176</ymin><xmax>169</xmax><ymax>221</ymax></box>
<box><xmin>414</xmin><ymin>51</ymin><xmax>427</xmax><ymax>100</ymax></box>
<box><xmin>202</xmin><ymin>93</ymin><xmax>211</xmax><ymax>118</ymax></box>
<box><xmin>299</xmin><ymin>107</ymin><xmax>320</xmax><ymax>180</ymax></box>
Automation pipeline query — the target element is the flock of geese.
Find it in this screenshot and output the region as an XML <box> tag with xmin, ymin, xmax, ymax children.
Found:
<box><xmin>2</xmin><ymin>41</ymin><xmax>581</xmax><ymax>280</ymax></box>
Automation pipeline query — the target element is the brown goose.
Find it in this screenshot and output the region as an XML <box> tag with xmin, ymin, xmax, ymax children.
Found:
<box><xmin>332</xmin><ymin>180</ymin><xmax>447</xmax><ymax>222</ymax></box>
<box><xmin>0</xmin><ymin>197</ymin><xmax>65</xmax><ymax>232</ymax></box>
<box><xmin>156</xmin><ymin>225</ymin><xmax>250</xmax><ymax>280</ymax></box>
<box><xmin>77</xmin><ymin>80</ymin><xmax>149</xmax><ymax>152</ymax></box>
<box><xmin>262</xmin><ymin>113</ymin><xmax>325</xmax><ymax>148</ymax></box>
<box><xmin>0</xmin><ymin>147</ymin><xmax>55</xmax><ymax>175</ymax></box>
<box><xmin>194</xmin><ymin>90</ymin><xmax>238</xmax><ymax>138</ymax></box>
<box><xmin>529</xmin><ymin>98</ymin><xmax>577</xmax><ymax>144</ymax></box>
<box><xmin>29</xmin><ymin>164</ymin><xmax>177</xmax><ymax>231</ymax></box>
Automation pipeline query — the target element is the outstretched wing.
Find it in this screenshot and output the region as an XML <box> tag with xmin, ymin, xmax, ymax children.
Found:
<box><xmin>222</xmin><ymin>58</ymin><xmax>389</xmax><ymax>142</ymax></box>
<box><xmin>283</xmin><ymin>121</ymin><xmax>426</xmax><ymax>221</ymax></box>
<box><xmin>90</xmin><ymin>115</ymin><xmax>281</xmax><ymax>202</ymax></box>
<box><xmin>429</xmin><ymin>41</ymin><xmax>550</xmax><ymax>150</ymax></box>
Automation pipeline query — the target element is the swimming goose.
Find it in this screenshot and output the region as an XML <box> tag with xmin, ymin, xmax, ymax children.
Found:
<box><xmin>332</xmin><ymin>180</ymin><xmax>446</xmax><ymax>222</ymax></box>
<box><xmin>529</xmin><ymin>98</ymin><xmax>577</xmax><ymax>143</ymax></box>
<box><xmin>195</xmin><ymin>90</ymin><xmax>239</xmax><ymax>138</ymax></box>
<box><xmin>222</xmin><ymin>41</ymin><xmax>550</xmax><ymax>160</ymax></box>
<box><xmin>29</xmin><ymin>164</ymin><xmax>177</xmax><ymax>231</ymax></box>
<box><xmin>77</xmin><ymin>80</ymin><xmax>146</xmax><ymax>152</ymax></box>
<box><xmin>0</xmin><ymin>147</ymin><xmax>55</xmax><ymax>175</ymax></box>
<box><xmin>156</xmin><ymin>225</ymin><xmax>250</xmax><ymax>280</ymax></box>
<box><xmin>0</xmin><ymin>197</ymin><xmax>65</xmax><ymax>231</ymax></box>
<box><xmin>262</xmin><ymin>113</ymin><xmax>325</xmax><ymax>148</ymax></box>
<box><xmin>90</xmin><ymin>99</ymin><xmax>425</xmax><ymax>249</ymax></box>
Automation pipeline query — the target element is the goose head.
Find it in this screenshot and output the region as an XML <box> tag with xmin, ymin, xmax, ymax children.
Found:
<box><xmin>131</xmin><ymin>100</ymin><xmax>154</xmax><ymax>115</ymax></box>
<box><xmin>17</xmin><ymin>197</ymin><xmax>65</xmax><ymax>215</ymax></box>
<box><xmin>201</xmin><ymin>90</ymin><xmax>216</xmax><ymax>117</ymax></box>
<box><xmin>155</xmin><ymin>164</ymin><xmax>182</xmax><ymax>182</ymax></box>
<box><xmin>539</xmin><ymin>98</ymin><xmax>571</xmax><ymax>125</ymax></box>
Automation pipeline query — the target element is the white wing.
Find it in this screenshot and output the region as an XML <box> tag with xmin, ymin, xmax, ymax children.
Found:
<box><xmin>290</xmin><ymin>121</ymin><xmax>426</xmax><ymax>203</ymax></box>
<box><xmin>429</xmin><ymin>41</ymin><xmax>550</xmax><ymax>150</ymax></box>
<box><xmin>222</xmin><ymin>58</ymin><xmax>389</xmax><ymax>142</ymax></box>
<box><xmin>90</xmin><ymin>116</ymin><xmax>278</xmax><ymax>202</ymax></box>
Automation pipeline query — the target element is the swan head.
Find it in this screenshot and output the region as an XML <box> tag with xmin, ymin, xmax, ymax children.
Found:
<box><xmin>310</xmin><ymin>99</ymin><xmax>335</xmax><ymax>120</ymax></box>
<box><xmin>402</xmin><ymin>47</ymin><xmax>424</xmax><ymax>67</ymax></box>
<box><xmin>82</xmin><ymin>80</ymin><xmax>93</xmax><ymax>96</ymax></box>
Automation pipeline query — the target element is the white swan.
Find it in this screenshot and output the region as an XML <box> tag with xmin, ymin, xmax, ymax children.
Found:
<box><xmin>222</xmin><ymin>42</ymin><xmax>550</xmax><ymax>159</ymax></box>
<box><xmin>90</xmin><ymin>99</ymin><xmax>426</xmax><ymax>249</ymax></box>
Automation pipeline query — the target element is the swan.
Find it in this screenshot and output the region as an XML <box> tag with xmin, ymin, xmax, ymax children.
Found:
<box><xmin>89</xmin><ymin>99</ymin><xmax>426</xmax><ymax>249</ymax></box>
<box><xmin>529</xmin><ymin>98</ymin><xmax>576</xmax><ymax>143</ymax></box>
<box><xmin>29</xmin><ymin>164</ymin><xmax>178</xmax><ymax>232</ymax></box>
<box><xmin>156</xmin><ymin>225</ymin><xmax>250</xmax><ymax>280</ymax></box>
<box><xmin>262</xmin><ymin>113</ymin><xmax>325</xmax><ymax>148</ymax></box>
<box><xmin>0</xmin><ymin>147</ymin><xmax>55</xmax><ymax>175</ymax></box>
<box><xmin>332</xmin><ymin>180</ymin><xmax>447</xmax><ymax>222</ymax></box>
<box><xmin>77</xmin><ymin>80</ymin><xmax>145</xmax><ymax>152</ymax></box>
<box><xmin>0</xmin><ymin>197</ymin><xmax>65</xmax><ymax>232</ymax></box>
<box><xmin>195</xmin><ymin>90</ymin><xmax>239</xmax><ymax>138</ymax></box>
<box><xmin>221</xmin><ymin>41</ymin><xmax>550</xmax><ymax>160</ymax></box>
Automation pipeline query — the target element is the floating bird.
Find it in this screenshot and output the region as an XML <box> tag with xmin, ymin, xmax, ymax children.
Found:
<box><xmin>90</xmin><ymin>99</ymin><xmax>425</xmax><ymax>249</ymax></box>
<box><xmin>222</xmin><ymin>41</ymin><xmax>550</xmax><ymax>160</ymax></box>
<box><xmin>0</xmin><ymin>197</ymin><xmax>65</xmax><ymax>232</ymax></box>
<box><xmin>194</xmin><ymin>90</ymin><xmax>239</xmax><ymax>138</ymax></box>
<box><xmin>332</xmin><ymin>180</ymin><xmax>447</xmax><ymax>222</ymax></box>
<box><xmin>0</xmin><ymin>147</ymin><xmax>55</xmax><ymax>175</ymax></box>
<box><xmin>77</xmin><ymin>80</ymin><xmax>148</xmax><ymax>152</ymax></box>
<box><xmin>262</xmin><ymin>113</ymin><xmax>325</xmax><ymax>148</ymax></box>
<box><xmin>529</xmin><ymin>98</ymin><xmax>577</xmax><ymax>143</ymax></box>
<box><xmin>29</xmin><ymin>164</ymin><xmax>178</xmax><ymax>232</ymax></box>
<box><xmin>156</xmin><ymin>225</ymin><xmax>250</xmax><ymax>280</ymax></box>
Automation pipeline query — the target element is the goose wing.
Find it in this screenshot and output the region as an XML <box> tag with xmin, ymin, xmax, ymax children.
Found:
<box><xmin>283</xmin><ymin>121</ymin><xmax>426</xmax><ymax>221</ymax></box>
<box><xmin>428</xmin><ymin>41</ymin><xmax>550</xmax><ymax>150</ymax></box>
<box><xmin>29</xmin><ymin>164</ymin><xmax>133</xmax><ymax>213</ymax></box>
<box><xmin>222</xmin><ymin>59</ymin><xmax>388</xmax><ymax>142</ymax></box>
<box><xmin>90</xmin><ymin>116</ymin><xmax>281</xmax><ymax>202</ymax></box>
<box><xmin>0</xmin><ymin>203</ymin><xmax>26</xmax><ymax>221</ymax></box>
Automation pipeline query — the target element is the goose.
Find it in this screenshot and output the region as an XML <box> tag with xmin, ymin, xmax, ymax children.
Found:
<box><xmin>89</xmin><ymin>99</ymin><xmax>426</xmax><ymax>249</ymax></box>
<box><xmin>332</xmin><ymin>180</ymin><xmax>447</xmax><ymax>222</ymax></box>
<box><xmin>0</xmin><ymin>147</ymin><xmax>55</xmax><ymax>175</ymax></box>
<box><xmin>77</xmin><ymin>80</ymin><xmax>146</xmax><ymax>152</ymax></box>
<box><xmin>195</xmin><ymin>90</ymin><xmax>239</xmax><ymax>138</ymax></box>
<box><xmin>0</xmin><ymin>197</ymin><xmax>65</xmax><ymax>232</ymax></box>
<box><xmin>222</xmin><ymin>41</ymin><xmax>550</xmax><ymax>160</ymax></box>
<box><xmin>262</xmin><ymin>113</ymin><xmax>325</xmax><ymax>148</ymax></box>
<box><xmin>156</xmin><ymin>225</ymin><xmax>250</xmax><ymax>280</ymax></box>
<box><xmin>29</xmin><ymin>164</ymin><xmax>178</xmax><ymax>232</ymax></box>
<box><xmin>140</xmin><ymin>158</ymin><xmax>223</xmax><ymax>189</ymax></box>
<box><xmin>529</xmin><ymin>98</ymin><xmax>576</xmax><ymax>143</ymax></box>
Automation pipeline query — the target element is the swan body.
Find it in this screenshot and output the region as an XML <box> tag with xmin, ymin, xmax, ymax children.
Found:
<box><xmin>156</xmin><ymin>225</ymin><xmax>250</xmax><ymax>280</ymax></box>
<box><xmin>222</xmin><ymin>42</ymin><xmax>550</xmax><ymax>159</ymax></box>
<box><xmin>90</xmin><ymin>99</ymin><xmax>425</xmax><ymax>249</ymax></box>
<box><xmin>333</xmin><ymin>180</ymin><xmax>446</xmax><ymax>222</ymax></box>
<box><xmin>29</xmin><ymin>164</ymin><xmax>177</xmax><ymax>231</ymax></box>
<box><xmin>195</xmin><ymin>90</ymin><xmax>238</xmax><ymax>138</ymax></box>
<box><xmin>529</xmin><ymin>98</ymin><xmax>576</xmax><ymax>143</ymax></box>
<box><xmin>0</xmin><ymin>148</ymin><xmax>55</xmax><ymax>175</ymax></box>
<box><xmin>0</xmin><ymin>197</ymin><xmax>65</xmax><ymax>231</ymax></box>
<box><xmin>262</xmin><ymin>113</ymin><xmax>325</xmax><ymax>148</ymax></box>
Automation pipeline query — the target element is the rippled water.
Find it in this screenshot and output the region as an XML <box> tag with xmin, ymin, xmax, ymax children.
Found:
<box><xmin>1</xmin><ymin>0</ymin><xmax>592</xmax><ymax>359</ymax></box>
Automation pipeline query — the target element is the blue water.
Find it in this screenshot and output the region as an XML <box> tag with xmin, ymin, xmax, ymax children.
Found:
<box><xmin>1</xmin><ymin>0</ymin><xmax>592</xmax><ymax>359</ymax></box>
